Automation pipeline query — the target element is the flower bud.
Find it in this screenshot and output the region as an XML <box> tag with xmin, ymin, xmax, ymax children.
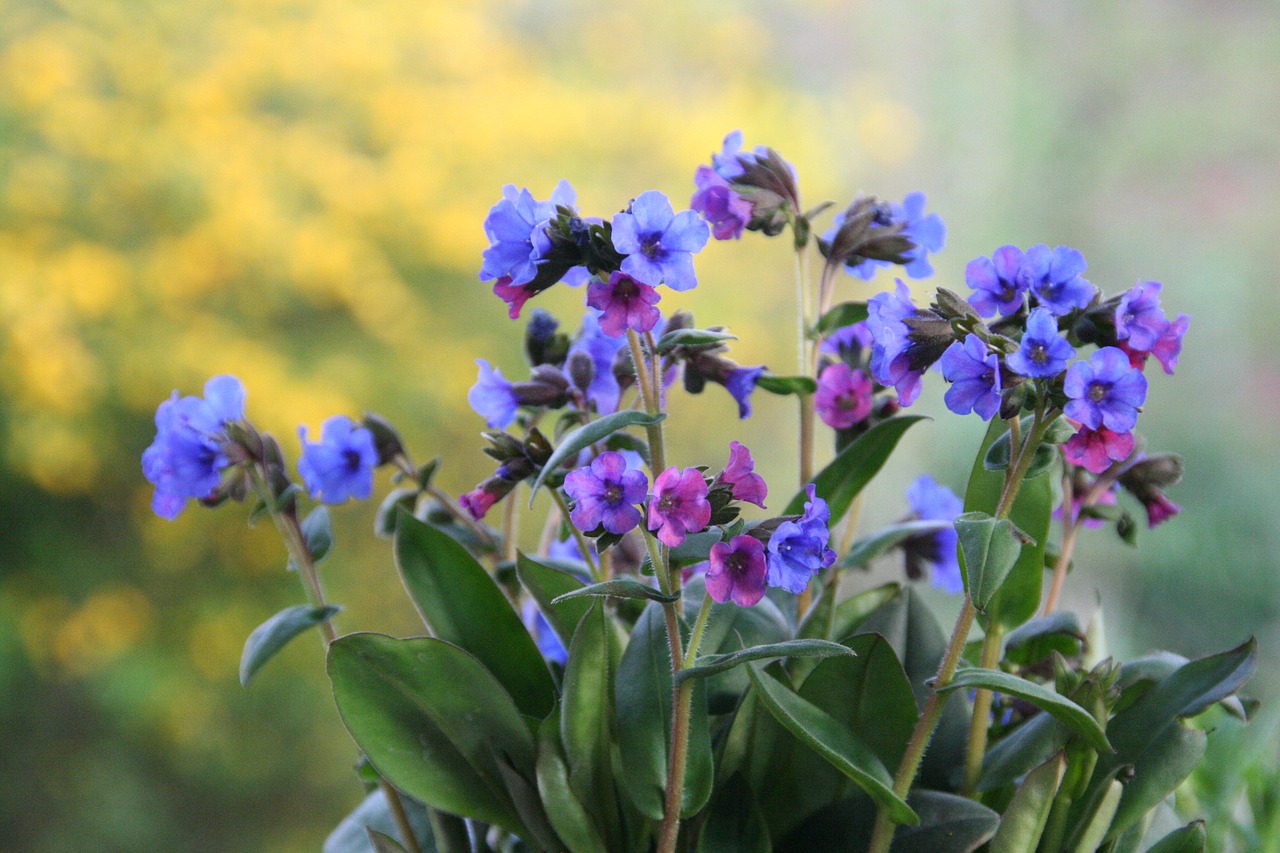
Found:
<box><xmin>361</xmin><ymin>412</ymin><xmax>407</xmax><ymax>467</ymax></box>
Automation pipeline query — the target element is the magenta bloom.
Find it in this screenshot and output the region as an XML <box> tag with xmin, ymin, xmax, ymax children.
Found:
<box><xmin>1142</xmin><ymin>492</ymin><xmax>1182</xmax><ymax>527</ymax></box>
<box><xmin>706</xmin><ymin>535</ymin><xmax>768</xmax><ymax>606</ymax></box>
<box><xmin>1063</xmin><ymin>426</ymin><xmax>1136</xmax><ymax>474</ymax></box>
<box><xmin>717</xmin><ymin>441</ymin><xmax>767</xmax><ymax>508</ymax></box>
<box><xmin>563</xmin><ymin>451</ymin><xmax>649</xmax><ymax>535</ymax></box>
<box><xmin>691</xmin><ymin>166</ymin><xmax>753</xmax><ymax>240</ymax></box>
<box><xmin>647</xmin><ymin>466</ymin><xmax>712</xmax><ymax>546</ymax></box>
<box><xmin>460</xmin><ymin>487</ymin><xmax>499</xmax><ymax>520</ymax></box>
<box><xmin>586</xmin><ymin>271</ymin><xmax>662</xmax><ymax>338</ymax></box>
<box><xmin>493</xmin><ymin>276</ymin><xmax>536</xmax><ymax>320</ymax></box>
<box><xmin>815</xmin><ymin>362</ymin><xmax>874</xmax><ymax>429</ymax></box>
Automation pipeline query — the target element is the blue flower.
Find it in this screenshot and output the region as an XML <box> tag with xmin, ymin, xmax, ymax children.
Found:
<box><xmin>1006</xmin><ymin>308</ymin><xmax>1076</xmax><ymax>379</ymax></box>
<box><xmin>297</xmin><ymin>415</ymin><xmax>378</xmax><ymax>504</ymax></box>
<box><xmin>611</xmin><ymin>191</ymin><xmax>710</xmax><ymax>292</ymax></box>
<box><xmin>1114</xmin><ymin>280</ymin><xmax>1169</xmax><ymax>352</ymax></box>
<box><xmin>1063</xmin><ymin>346</ymin><xmax>1148</xmax><ymax>433</ymax></box>
<box><xmin>141</xmin><ymin>375</ymin><xmax>246</xmax><ymax>519</ymax></box>
<box><xmin>468</xmin><ymin>359</ymin><xmax>518</xmax><ymax>428</ymax></box>
<box><xmin>966</xmin><ymin>246</ymin><xmax>1027</xmax><ymax>317</ymax></box>
<box><xmin>867</xmin><ymin>280</ymin><xmax>949</xmax><ymax>406</ymax></box>
<box><xmin>905</xmin><ymin>475</ymin><xmax>963</xmax><ymax>594</ymax></box>
<box><xmin>832</xmin><ymin>192</ymin><xmax>946</xmax><ymax>280</ymax></box>
<box><xmin>1019</xmin><ymin>244</ymin><xmax>1094</xmax><ymax>315</ymax></box>
<box><xmin>480</xmin><ymin>180</ymin><xmax>579</xmax><ymax>286</ymax></box>
<box><xmin>710</xmin><ymin>130</ymin><xmax>760</xmax><ymax>180</ymax></box>
<box><xmin>567</xmin><ymin>312</ymin><xmax>626</xmax><ymax>414</ymax></box>
<box><xmin>938</xmin><ymin>335</ymin><xmax>1003</xmax><ymax>420</ymax></box>
<box><xmin>725</xmin><ymin>366</ymin><xmax>764</xmax><ymax>419</ymax></box>
<box><xmin>766</xmin><ymin>484</ymin><xmax>836</xmax><ymax>594</ymax></box>
<box><xmin>522</xmin><ymin>599</ymin><xmax>568</xmax><ymax>665</ymax></box>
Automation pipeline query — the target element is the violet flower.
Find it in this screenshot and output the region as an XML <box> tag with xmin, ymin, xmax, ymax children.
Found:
<box><xmin>480</xmin><ymin>180</ymin><xmax>578</xmax><ymax>286</ymax></box>
<box><xmin>691</xmin><ymin>166</ymin><xmax>753</xmax><ymax>240</ymax></box>
<box><xmin>563</xmin><ymin>451</ymin><xmax>649</xmax><ymax>535</ymax></box>
<box><xmin>706</xmin><ymin>535</ymin><xmax>769</xmax><ymax>606</ymax></box>
<box><xmin>834</xmin><ymin>192</ymin><xmax>946</xmax><ymax>280</ymax></box>
<box><xmin>966</xmin><ymin>245</ymin><xmax>1027</xmax><ymax>317</ymax></box>
<box><xmin>766</xmin><ymin>484</ymin><xmax>836</xmax><ymax>594</ymax></box>
<box><xmin>586</xmin><ymin>271</ymin><xmax>662</xmax><ymax>338</ymax></box>
<box><xmin>467</xmin><ymin>359</ymin><xmax>519</xmax><ymax>428</ymax></box>
<box><xmin>1019</xmin><ymin>244</ymin><xmax>1095</xmax><ymax>315</ymax></box>
<box><xmin>1115</xmin><ymin>281</ymin><xmax>1169</xmax><ymax>352</ymax></box>
<box><xmin>1006</xmin><ymin>308</ymin><xmax>1076</xmax><ymax>379</ymax></box>
<box><xmin>904</xmin><ymin>475</ymin><xmax>963</xmax><ymax>594</ymax></box>
<box><xmin>522</xmin><ymin>599</ymin><xmax>568</xmax><ymax>665</ymax></box>
<box><xmin>297</xmin><ymin>415</ymin><xmax>378</xmax><ymax>504</ymax></box>
<box><xmin>647</xmin><ymin>466</ymin><xmax>712</xmax><ymax>547</ymax></box>
<box><xmin>142</xmin><ymin>374</ymin><xmax>246</xmax><ymax>519</ymax></box>
<box><xmin>938</xmin><ymin>334</ymin><xmax>1003</xmax><ymax>420</ymax></box>
<box><xmin>814</xmin><ymin>362</ymin><xmax>873</xmax><ymax>429</ymax></box>
<box><xmin>611</xmin><ymin>191</ymin><xmax>710</xmax><ymax>292</ymax></box>
<box><xmin>1063</xmin><ymin>347</ymin><xmax>1148</xmax><ymax>433</ymax></box>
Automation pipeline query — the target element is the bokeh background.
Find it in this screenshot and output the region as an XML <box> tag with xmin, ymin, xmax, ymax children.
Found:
<box><xmin>2</xmin><ymin>0</ymin><xmax>1278</xmax><ymax>850</ymax></box>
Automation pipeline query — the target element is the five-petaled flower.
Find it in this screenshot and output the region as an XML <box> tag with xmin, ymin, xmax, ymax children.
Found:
<box><xmin>647</xmin><ymin>466</ymin><xmax>712</xmax><ymax>547</ymax></box>
<box><xmin>297</xmin><ymin>415</ymin><xmax>378</xmax><ymax>504</ymax></box>
<box><xmin>1006</xmin><ymin>307</ymin><xmax>1076</xmax><ymax>379</ymax></box>
<box><xmin>480</xmin><ymin>180</ymin><xmax>578</xmax><ymax>286</ymax></box>
<box><xmin>938</xmin><ymin>335</ymin><xmax>1004</xmax><ymax>420</ymax></box>
<box><xmin>716</xmin><ymin>441</ymin><xmax>768</xmax><ymax>508</ymax></box>
<box><xmin>1019</xmin><ymin>244</ymin><xmax>1095</xmax><ymax>315</ymax></box>
<box><xmin>966</xmin><ymin>245</ymin><xmax>1028</xmax><ymax>317</ymax></box>
<box><xmin>563</xmin><ymin>451</ymin><xmax>649</xmax><ymax>535</ymax></box>
<box><xmin>467</xmin><ymin>359</ymin><xmax>519</xmax><ymax>429</ymax></box>
<box><xmin>903</xmin><ymin>475</ymin><xmax>963</xmax><ymax>594</ymax></box>
<box><xmin>766</xmin><ymin>484</ymin><xmax>836</xmax><ymax>593</ymax></box>
<box><xmin>814</xmin><ymin>362</ymin><xmax>874</xmax><ymax>429</ymax></box>
<box><xmin>142</xmin><ymin>375</ymin><xmax>246</xmax><ymax>519</ymax></box>
<box><xmin>1063</xmin><ymin>346</ymin><xmax>1148</xmax><ymax>433</ymax></box>
<box><xmin>586</xmin><ymin>271</ymin><xmax>662</xmax><ymax>338</ymax></box>
<box><xmin>611</xmin><ymin>190</ymin><xmax>710</xmax><ymax>292</ymax></box>
<box><xmin>706</xmin><ymin>535</ymin><xmax>768</xmax><ymax>606</ymax></box>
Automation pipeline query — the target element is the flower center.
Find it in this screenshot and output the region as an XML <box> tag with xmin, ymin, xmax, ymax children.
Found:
<box><xmin>1029</xmin><ymin>343</ymin><xmax>1048</xmax><ymax>365</ymax></box>
<box><xmin>344</xmin><ymin>449</ymin><xmax>364</xmax><ymax>471</ymax></box>
<box><xmin>605</xmin><ymin>484</ymin><xmax>623</xmax><ymax>504</ymax></box>
<box><xmin>1088</xmin><ymin>381</ymin><xmax>1109</xmax><ymax>402</ymax></box>
<box><xmin>640</xmin><ymin>234</ymin><xmax>662</xmax><ymax>259</ymax></box>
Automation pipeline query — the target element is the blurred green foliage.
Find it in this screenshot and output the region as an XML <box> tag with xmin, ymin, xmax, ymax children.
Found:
<box><xmin>1</xmin><ymin>0</ymin><xmax>1278</xmax><ymax>850</ymax></box>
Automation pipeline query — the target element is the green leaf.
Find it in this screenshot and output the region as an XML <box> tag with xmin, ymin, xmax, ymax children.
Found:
<box><xmin>395</xmin><ymin>513</ymin><xmax>555</xmax><ymax>719</ymax></box>
<box><xmin>785</xmin><ymin>415</ymin><xmax>929</xmax><ymax>520</ymax></box>
<box><xmin>240</xmin><ymin>603</ymin><xmax>340</xmax><ymax>686</ymax></box>
<box><xmin>889</xmin><ymin>790</ymin><xmax>1000</xmax><ymax>853</ymax></box>
<box><xmin>676</xmin><ymin>639</ymin><xmax>855</xmax><ymax>684</ymax></box>
<box><xmin>615</xmin><ymin>602</ymin><xmax>713</xmax><ymax>820</ymax></box>
<box><xmin>655</xmin><ymin>328</ymin><xmax>737</xmax><ymax>352</ymax></box>
<box><xmin>366</xmin><ymin>830</ymin><xmax>410</xmax><ymax>853</ymax></box>
<box><xmin>515</xmin><ymin>553</ymin><xmax>591</xmax><ymax>658</ymax></box>
<box><xmin>800</xmin><ymin>581</ymin><xmax>900</xmax><ymax>645</ymax></box>
<box><xmin>953</xmin><ymin>511</ymin><xmax>1024</xmax><ymax>611</ymax></box>
<box><xmin>988</xmin><ymin>752</ymin><xmax>1066</xmax><ymax>853</ymax></box>
<box><xmin>978</xmin><ymin>712</ymin><xmax>1068</xmax><ymax>792</ymax></box>
<box><xmin>963</xmin><ymin>417</ymin><xmax>1055</xmax><ymax>632</ymax></box>
<box><xmin>668</xmin><ymin>529</ymin><xmax>723</xmax><ymax>568</ymax></box>
<box><xmin>755</xmin><ymin>373</ymin><xmax>819</xmax><ymax>395</ymax></box>
<box><xmin>534</xmin><ymin>706</ymin><xmax>610</xmax><ymax>853</ymax></box>
<box><xmin>1145</xmin><ymin>821</ymin><xmax>1207</xmax><ymax>853</ymax></box>
<box><xmin>527</xmin><ymin>410</ymin><xmax>666</xmax><ymax>502</ymax></box>
<box><xmin>698</xmin><ymin>773</ymin><xmax>771</xmax><ymax>853</ymax></box>
<box><xmin>323</xmin><ymin>789</ymin><xmax>436</xmax><ymax>853</ymax></box>
<box><xmin>941</xmin><ymin>668</ymin><xmax>1111</xmax><ymax>753</ymax></box>
<box><xmin>1105</xmin><ymin>722</ymin><xmax>1206</xmax><ymax>842</ymax></box>
<box><xmin>681</xmin><ymin>577</ymin><xmax>789</xmax><ymax>714</ymax></box>
<box><xmin>746</xmin><ymin>663</ymin><xmax>917</xmax><ymax>826</ymax></box>
<box><xmin>1004</xmin><ymin>612</ymin><xmax>1084</xmax><ymax>666</ymax></box>
<box><xmin>327</xmin><ymin>633</ymin><xmax>535</xmax><ymax>836</ymax></box>
<box><xmin>302</xmin><ymin>506</ymin><xmax>334</xmax><ymax>561</ymax></box>
<box><xmin>813</xmin><ymin>301</ymin><xmax>869</xmax><ymax>337</ymax></box>
<box><xmin>837</xmin><ymin>521</ymin><xmax>950</xmax><ymax>570</ymax></box>
<box><xmin>1070</xmin><ymin>779</ymin><xmax>1124</xmax><ymax>853</ymax></box>
<box><xmin>493</xmin><ymin>756</ymin><xmax>565</xmax><ymax>852</ymax></box>
<box><xmin>551</xmin><ymin>576</ymin><xmax>679</xmax><ymax>605</ymax></box>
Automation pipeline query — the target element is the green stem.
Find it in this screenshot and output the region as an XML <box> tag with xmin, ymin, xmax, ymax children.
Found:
<box><xmin>550</xmin><ymin>489</ymin><xmax>602</xmax><ymax>583</ymax></box>
<box><xmin>868</xmin><ymin>411</ymin><xmax>1054</xmax><ymax>853</ymax></box>
<box><xmin>627</xmin><ymin>329</ymin><xmax>667</xmax><ymax>474</ymax></box>
<box><xmin>683</xmin><ymin>594</ymin><xmax>714</xmax><ymax>670</ymax></box>
<box><xmin>962</xmin><ymin>621</ymin><xmax>1004</xmax><ymax>796</ymax></box>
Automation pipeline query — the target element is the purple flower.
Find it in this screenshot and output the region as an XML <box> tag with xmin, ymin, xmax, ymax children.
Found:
<box><xmin>1115</xmin><ymin>281</ymin><xmax>1170</xmax><ymax>352</ymax></box>
<box><xmin>691</xmin><ymin>166</ymin><xmax>753</xmax><ymax>240</ymax></box>
<box><xmin>141</xmin><ymin>375</ymin><xmax>246</xmax><ymax>519</ymax></box>
<box><xmin>1063</xmin><ymin>426</ymin><xmax>1136</xmax><ymax>474</ymax></box>
<box><xmin>706</xmin><ymin>535</ymin><xmax>769</xmax><ymax>606</ymax></box>
<box><xmin>938</xmin><ymin>335</ymin><xmax>1003</xmax><ymax>420</ymax></box>
<box><xmin>647</xmin><ymin>466</ymin><xmax>712</xmax><ymax>547</ymax></box>
<box><xmin>1006</xmin><ymin>308</ymin><xmax>1076</xmax><ymax>379</ymax></box>
<box><xmin>821</xmin><ymin>321</ymin><xmax>873</xmax><ymax>360</ymax></box>
<box><xmin>905</xmin><ymin>475</ymin><xmax>963</xmax><ymax>594</ymax></box>
<box><xmin>710</xmin><ymin>130</ymin><xmax>757</xmax><ymax>180</ymax></box>
<box><xmin>766</xmin><ymin>484</ymin><xmax>836</xmax><ymax>594</ymax></box>
<box><xmin>611</xmin><ymin>191</ymin><xmax>710</xmax><ymax>292</ymax></box>
<box><xmin>867</xmin><ymin>280</ymin><xmax>949</xmax><ymax>405</ymax></box>
<box><xmin>716</xmin><ymin>441</ymin><xmax>767</xmax><ymax>508</ymax></box>
<box><xmin>467</xmin><ymin>359</ymin><xmax>519</xmax><ymax>428</ymax></box>
<box><xmin>834</xmin><ymin>192</ymin><xmax>946</xmax><ymax>280</ymax></box>
<box><xmin>563</xmin><ymin>451</ymin><xmax>648</xmax><ymax>535</ymax></box>
<box><xmin>567</xmin><ymin>312</ymin><xmax>627</xmax><ymax>414</ymax></box>
<box><xmin>815</xmin><ymin>362</ymin><xmax>873</xmax><ymax>429</ymax></box>
<box><xmin>522</xmin><ymin>599</ymin><xmax>568</xmax><ymax>665</ymax></box>
<box><xmin>725</xmin><ymin>366</ymin><xmax>764</xmax><ymax>418</ymax></box>
<box><xmin>1019</xmin><ymin>244</ymin><xmax>1095</xmax><ymax>315</ymax></box>
<box><xmin>966</xmin><ymin>246</ymin><xmax>1027</xmax><ymax>317</ymax></box>
<box><xmin>1150</xmin><ymin>313</ymin><xmax>1189</xmax><ymax>375</ymax></box>
<box><xmin>586</xmin><ymin>271</ymin><xmax>662</xmax><ymax>338</ymax></box>
<box><xmin>297</xmin><ymin>415</ymin><xmax>378</xmax><ymax>504</ymax></box>
<box><xmin>1063</xmin><ymin>347</ymin><xmax>1148</xmax><ymax>433</ymax></box>
<box><xmin>480</xmin><ymin>180</ymin><xmax>578</xmax><ymax>286</ymax></box>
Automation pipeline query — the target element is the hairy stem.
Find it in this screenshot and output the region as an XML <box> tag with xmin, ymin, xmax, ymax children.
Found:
<box><xmin>549</xmin><ymin>489</ymin><xmax>602</xmax><ymax>583</ymax></box>
<box><xmin>627</xmin><ymin>329</ymin><xmax>667</xmax><ymax>474</ymax></box>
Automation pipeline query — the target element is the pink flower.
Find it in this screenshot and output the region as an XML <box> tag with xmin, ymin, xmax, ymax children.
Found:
<box><xmin>716</xmin><ymin>441</ymin><xmax>767</xmax><ymax>508</ymax></box>
<box><xmin>706</xmin><ymin>535</ymin><xmax>768</xmax><ymax>606</ymax></box>
<box><xmin>586</xmin><ymin>272</ymin><xmax>662</xmax><ymax>338</ymax></box>
<box><xmin>1063</xmin><ymin>426</ymin><xmax>1135</xmax><ymax>474</ymax></box>
<box><xmin>815</xmin><ymin>362</ymin><xmax>874</xmax><ymax>429</ymax></box>
<box><xmin>493</xmin><ymin>276</ymin><xmax>536</xmax><ymax>320</ymax></box>
<box><xmin>647</xmin><ymin>466</ymin><xmax>711</xmax><ymax>547</ymax></box>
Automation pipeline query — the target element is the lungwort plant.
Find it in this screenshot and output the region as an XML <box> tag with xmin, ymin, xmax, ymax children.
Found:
<box><xmin>144</xmin><ymin>131</ymin><xmax>1252</xmax><ymax>853</ymax></box>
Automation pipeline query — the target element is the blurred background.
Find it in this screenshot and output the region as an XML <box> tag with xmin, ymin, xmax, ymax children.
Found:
<box><xmin>1</xmin><ymin>0</ymin><xmax>1277</xmax><ymax>849</ymax></box>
